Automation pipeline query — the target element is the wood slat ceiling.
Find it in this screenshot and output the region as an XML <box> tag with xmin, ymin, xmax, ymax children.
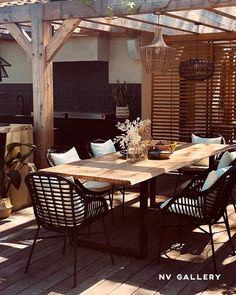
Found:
<box><xmin>0</xmin><ymin>0</ymin><xmax>235</xmax><ymax>38</ymax></box>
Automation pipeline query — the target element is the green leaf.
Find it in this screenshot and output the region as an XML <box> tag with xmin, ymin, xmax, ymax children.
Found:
<box><xmin>7</xmin><ymin>170</ymin><xmax>21</xmax><ymax>190</ymax></box>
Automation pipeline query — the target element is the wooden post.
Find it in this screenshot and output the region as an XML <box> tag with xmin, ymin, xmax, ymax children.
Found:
<box><xmin>31</xmin><ymin>4</ymin><xmax>54</xmax><ymax>168</ymax></box>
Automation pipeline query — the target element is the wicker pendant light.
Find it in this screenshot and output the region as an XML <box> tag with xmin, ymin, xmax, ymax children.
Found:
<box><xmin>179</xmin><ymin>23</ymin><xmax>215</xmax><ymax>81</ymax></box>
<box><xmin>139</xmin><ymin>27</ymin><xmax>176</xmax><ymax>74</ymax></box>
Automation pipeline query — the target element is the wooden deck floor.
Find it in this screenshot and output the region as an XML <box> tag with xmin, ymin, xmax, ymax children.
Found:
<box><xmin>1</xmin><ymin>174</ymin><xmax>236</xmax><ymax>295</ymax></box>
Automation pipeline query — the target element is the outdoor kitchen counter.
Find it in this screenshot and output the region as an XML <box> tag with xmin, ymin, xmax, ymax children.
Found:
<box><xmin>0</xmin><ymin>113</ymin><xmax>119</xmax><ymax>159</ymax></box>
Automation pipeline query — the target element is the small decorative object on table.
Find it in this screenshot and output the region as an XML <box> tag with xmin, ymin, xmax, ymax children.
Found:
<box><xmin>114</xmin><ymin>117</ymin><xmax>151</xmax><ymax>163</ymax></box>
<box><xmin>147</xmin><ymin>140</ymin><xmax>177</xmax><ymax>160</ymax></box>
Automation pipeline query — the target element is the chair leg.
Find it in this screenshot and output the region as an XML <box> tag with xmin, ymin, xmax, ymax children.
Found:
<box><xmin>157</xmin><ymin>215</ymin><xmax>166</xmax><ymax>263</ymax></box>
<box><xmin>208</xmin><ymin>224</ymin><xmax>217</xmax><ymax>274</ymax></box>
<box><xmin>108</xmin><ymin>192</ymin><xmax>115</xmax><ymax>224</ymax></box>
<box><xmin>25</xmin><ymin>225</ymin><xmax>40</xmax><ymax>273</ymax></box>
<box><xmin>223</xmin><ymin>211</ymin><xmax>235</xmax><ymax>256</ymax></box>
<box><xmin>174</xmin><ymin>172</ymin><xmax>181</xmax><ymax>195</ymax></box>
<box><xmin>73</xmin><ymin>230</ymin><xmax>77</xmax><ymax>288</ymax></box>
<box><xmin>230</xmin><ymin>192</ymin><xmax>236</xmax><ymax>213</ymax></box>
<box><xmin>179</xmin><ymin>218</ymin><xmax>183</xmax><ymax>246</ymax></box>
<box><xmin>102</xmin><ymin>218</ymin><xmax>114</xmax><ymax>265</ymax></box>
<box><xmin>122</xmin><ymin>185</ymin><xmax>125</xmax><ymax>218</ymax></box>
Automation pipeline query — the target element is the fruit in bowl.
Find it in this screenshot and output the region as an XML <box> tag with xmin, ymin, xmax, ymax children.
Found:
<box><xmin>146</xmin><ymin>140</ymin><xmax>177</xmax><ymax>152</ymax></box>
<box><xmin>156</xmin><ymin>141</ymin><xmax>177</xmax><ymax>151</ymax></box>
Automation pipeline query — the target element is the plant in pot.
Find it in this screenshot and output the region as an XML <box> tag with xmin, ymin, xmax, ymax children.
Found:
<box><xmin>0</xmin><ymin>142</ymin><xmax>37</xmax><ymax>219</ymax></box>
<box><xmin>112</xmin><ymin>79</ymin><xmax>130</xmax><ymax>119</ymax></box>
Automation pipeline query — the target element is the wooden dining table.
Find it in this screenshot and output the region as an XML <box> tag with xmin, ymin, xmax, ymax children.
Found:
<box><xmin>41</xmin><ymin>142</ymin><xmax>235</xmax><ymax>258</ymax></box>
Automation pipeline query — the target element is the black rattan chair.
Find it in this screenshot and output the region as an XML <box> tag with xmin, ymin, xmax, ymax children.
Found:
<box><xmin>174</xmin><ymin>133</ymin><xmax>225</xmax><ymax>194</ymax></box>
<box><xmin>87</xmin><ymin>139</ymin><xmax>126</xmax><ymax>218</ymax></box>
<box><xmin>158</xmin><ymin>164</ymin><xmax>236</xmax><ymax>273</ymax></box>
<box><xmin>25</xmin><ymin>172</ymin><xmax>114</xmax><ymax>287</ymax></box>
<box><xmin>45</xmin><ymin>146</ymin><xmax>115</xmax><ymax>223</ymax></box>
<box><xmin>45</xmin><ymin>145</ymin><xmax>71</xmax><ymax>167</ymax></box>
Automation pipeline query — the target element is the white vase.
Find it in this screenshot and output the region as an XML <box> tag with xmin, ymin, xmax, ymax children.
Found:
<box><xmin>116</xmin><ymin>106</ymin><xmax>129</xmax><ymax>120</ymax></box>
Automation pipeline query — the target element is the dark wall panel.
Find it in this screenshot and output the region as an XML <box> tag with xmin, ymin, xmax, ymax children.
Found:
<box><xmin>0</xmin><ymin>61</ymin><xmax>141</xmax><ymax>120</ymax></box>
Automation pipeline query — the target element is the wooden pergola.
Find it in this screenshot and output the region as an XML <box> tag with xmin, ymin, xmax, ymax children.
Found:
<box><xmin>0</xmin><ymin>0</ymin><xmax>236</xmax><ymax>167</ymax></box>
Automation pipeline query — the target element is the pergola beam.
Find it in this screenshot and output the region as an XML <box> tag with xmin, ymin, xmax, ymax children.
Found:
<box><xmin>124</xmin><ymin>13</ymin><xmax>222</xmax><ymax>34</ymax></box>
<box><xmin>165</xmin><ymin>31</ymin><xmax>236</xmax><ymax>42</ymax></box>
<box><xmin>166</xmin><ymin>9</ymin><xmax>236</xmax><ymax>32</ymax></box>
<box><xmin>4</xmin><ymin>23</ymin><xmax>32</xmax><ymax>56</ymax></box>
<box><xmin>31</xmin><ymin>3</ymin><xmax>54</xmax><ymax>168</ymax></box>
<box><xmin>87</xmin><ymin>17</ymin><xmax>186</xmax><ymax>35</ymax></box>
<box><xmin>46</xmin><ymin>18</ymin><xmax>81</xmax><ymax>62</ymax></box>
<box><xmin>207</xmin><ymin>7</ymin><xmax>236</xmax><ymax>20</ymax></box>
<box><xmin>0</xmin><ymin>0</ymin><xmax>235</xmax><ymax>24</ymax></box>
<box><xmin>107</xmin><ymin>0</ymin><xmax>236</xmax><ymax>15</ymax></box>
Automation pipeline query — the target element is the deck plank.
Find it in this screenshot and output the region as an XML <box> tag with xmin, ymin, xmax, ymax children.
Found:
<box><xmin>0</xmin><ymin>174</ymin><xmax>235</xmax><ymax>295</ymax></box>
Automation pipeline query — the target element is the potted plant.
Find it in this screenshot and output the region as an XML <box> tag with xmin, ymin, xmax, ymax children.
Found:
<box><xmin>112</xmin><ymin>79</ymin><xmax>130</xmax><ymax>119</ymax></box>
<box><xmin>0</xmin><ymin>142</ymin><xmax>37</xmax><ymax>219</ymax></box>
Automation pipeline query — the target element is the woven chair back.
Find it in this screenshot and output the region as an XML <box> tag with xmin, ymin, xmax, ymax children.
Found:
<box><xmin>203</xmin><ymin>166</ymin><xmax>236</xmax><ymax>222</ymax></box>
<box><xmin>25</xmin><ymin>172</ymin><xmax>86</xmax><ymax>232</ymax></box>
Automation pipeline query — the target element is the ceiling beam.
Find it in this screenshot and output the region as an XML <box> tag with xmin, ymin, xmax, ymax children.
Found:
<box><xmin>0</xmin><ymin>0</ymin><xmax>235</xmax><ymax>24</ymax></box>
<box><xmin>165</xmin><ymin>31</ymin><xmax>236</xmax><ymax>42</ymax></box>
<box><xmin>124</xmin><ymin>13</ymin><xmax>223</xmax><ymax>34</ymax></box>
<box><xmin>86</xmin><ymin>17</ymin><xmax>186</xmax><ymax>35</ymax></box>
<box><xmin>46</xmin><ymin>18</ymin><xmax>81</xmax><ymax>62</ymax></box>
<box><xmin>108</xmin><ymin>0</ymin><xmax>236</xmax><ymax>15</ymax></box>
<box><xmin>79</xmin><ymin>19</ymin><xmax>126</xmax><ymax>33</ymax></box>
<box><xmin>207</xmin><ymin>7</ymin><xmax>236</xmax><ymax>20</ymax></box>
<box><xmin>166</xmin><ymin>10</ymin><xmax>236</xmax><ymax>32</ymax></box>
<box><xmin>4</xmin><ymin>23</ymin><xmax>32</xmax><ymax>56</ymax></box>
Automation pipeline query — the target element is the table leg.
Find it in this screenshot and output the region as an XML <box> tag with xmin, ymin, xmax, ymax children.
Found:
<box><xmin>139</xmin><ymin>180</ymin><xmax>149</xmax><ymax>258</ymax></box>
<box><xmin>149</xmin><ymin>177</ymin><xmax>156</xmax><ymax>207</ymax></box>
<box><xmin>76</xmin><ymin>179</ymin><xmax>150</xmax><ymax>259</ymax></box>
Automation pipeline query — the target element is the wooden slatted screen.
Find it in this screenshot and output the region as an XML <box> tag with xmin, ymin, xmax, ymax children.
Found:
<box><xmin>152</xmin><ymin>40</ymin><xmax>236</xmax><ymax>143</ymax></box>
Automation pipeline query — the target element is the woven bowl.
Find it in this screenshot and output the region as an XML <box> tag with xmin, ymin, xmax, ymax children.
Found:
<box><xmin>148</xmin><ymin>149</ymin><xmax>172</xmax><ymax>160</ymax></box>
<box><xmin>146</xmin><ymin>141</ymin><xmax>177</xmax><ymax>152</ymax></box>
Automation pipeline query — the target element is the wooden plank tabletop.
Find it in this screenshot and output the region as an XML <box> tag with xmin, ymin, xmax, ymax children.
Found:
<box><xmin>41</xmin><ymin>143</ymin><xmax>235</xmax><ymax>186</ymax></box>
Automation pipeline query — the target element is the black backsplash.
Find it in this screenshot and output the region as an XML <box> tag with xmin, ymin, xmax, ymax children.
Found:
<box><xmin>0</xmin><ymin>61</ymin><xmax>141</xmax><ymax>120</ymax></box>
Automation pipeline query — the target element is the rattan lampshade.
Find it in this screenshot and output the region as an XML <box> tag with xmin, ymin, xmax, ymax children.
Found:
<box><xmin>139</xmin><ymin>27</ymin><xmax>176</xmax><ymax>74</ymax></box>
<box><xmin>179</xmin><ymin>58</ymin><xmax>215</xmax><ymax>81</ymax></box>
<box><xmin>179</xmin><ymin>23</ymin><xmax>215</xmax><ymax>81</ymax></box>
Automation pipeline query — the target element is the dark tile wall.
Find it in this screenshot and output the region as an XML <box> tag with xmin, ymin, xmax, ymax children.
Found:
<box><xmin>0</xmin><ymin>84</ymin><xmax>33</xmax><ymax>115</ymax></box>
<box><xmin>0</xmin><ymin>61</ymin><xmax>141</xmax><ymax>119</ymax></box>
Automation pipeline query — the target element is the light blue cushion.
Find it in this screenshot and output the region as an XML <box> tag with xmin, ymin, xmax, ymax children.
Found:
<box><xmin>50</xmin><ymin>147</ymin><xmax>80</xmax><ymax>165</ymax></box>
<box><xmin>192</xmin><ymin>134</ymin><xmax>222</xmax><ymax>144</ymax></box>
<box><xmin>217</xmin><ymin>151</ymin><xmax>236</xmax><ymax>169</ymax></box>
<box><xmin>192</xmin><ymin>134</ymin><xmax>222</xmax><ymax>166</ymax></box>
<box><xmin>91</xmin><ymin>139</ymin><xmax>116</xmax><ymax>157</ymax></box>
<box><xmin>201</xmin><ymin>166</ymin><xmax>231</xmax><ymax>191</ymax></box>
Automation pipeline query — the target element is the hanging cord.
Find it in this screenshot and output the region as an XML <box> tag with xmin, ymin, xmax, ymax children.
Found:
<box><xmin>195</xmin><ymin>22</ymin><xmax>200</xmax><ymax>59</ymax></box>
<box><xmin>153</xmin><ymin>0</ymin><xmax>173</xmax><ymax>15</ymax></box>
<box><xmin>170</xmin><ymin>65</ymin><xmax>173</xmax><ymax>143</ymax></box>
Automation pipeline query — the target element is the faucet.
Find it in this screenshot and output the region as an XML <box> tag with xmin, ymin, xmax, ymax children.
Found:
<box><xmin>16</xmin><ymin>95</ymin><xmax>25</xmax><ymax>115</ymax></box>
